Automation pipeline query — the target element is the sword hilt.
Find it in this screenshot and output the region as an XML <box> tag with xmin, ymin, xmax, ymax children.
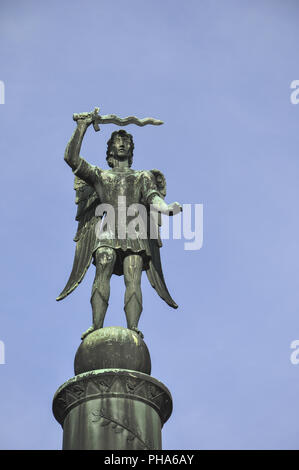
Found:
<box><xmin>73</xmin><ymin>107</ymin><xmax>101</xmax><ymax>132</ymax></box>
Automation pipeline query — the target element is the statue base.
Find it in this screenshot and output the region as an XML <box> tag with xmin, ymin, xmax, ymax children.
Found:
<box><xmin>52</xmin><ymin>327</ymin><xmax>172</xmax><ymax>450</ymax></box>
<box><xmin>74</xmin><ymin>326</ymin><xmax>151</xmax><ymax>375</ymax></box>
<box><xmin>52</xmin><ymin>368</ymin><xmax>172</xmax><ymax>450</ymax></box>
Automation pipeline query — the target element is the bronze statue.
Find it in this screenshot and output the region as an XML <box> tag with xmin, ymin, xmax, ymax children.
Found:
<box><xmin>57</xmin><ymin>107</ymin><xmax>182</xmax><ymax>339</ymax></box>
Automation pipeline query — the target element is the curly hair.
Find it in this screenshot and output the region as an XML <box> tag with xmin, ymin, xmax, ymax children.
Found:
<box><xmin>106</xmin><ymin>130</ymin><xmax>134</xmax><ymax>168</ymax></box>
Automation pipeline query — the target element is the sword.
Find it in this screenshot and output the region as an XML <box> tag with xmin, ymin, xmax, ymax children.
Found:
<box><xmin>73</xmin><ymin>107</ymin><xmax>163</xmax><ymax>132</ymax></box>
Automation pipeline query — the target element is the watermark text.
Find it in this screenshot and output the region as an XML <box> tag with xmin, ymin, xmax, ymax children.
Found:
<box><xmin>0</xmin><ymin>81</ymin><xmax>4</xmax><ymax>104</ymax></box>
<box><xmin>290</xmin><ymin>339</ymin><xmax>299</xmax><ymax>365</ymax></box>
<box><xmin>0</xmin><ymin>340</ymin><xmax>5</xmax><ymax>364</ymax></box>
<box><xmin>290</xmin><ymin>80</ymin><xmax>299</xmax><ymax>104</ymax></box>
<box><xmin>95</xmin><ymin>198</ymin><xmax>203</xmax><ymax>251</ymax></box>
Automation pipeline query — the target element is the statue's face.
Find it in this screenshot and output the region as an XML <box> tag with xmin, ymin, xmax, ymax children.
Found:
<box><xmin>111</xmin><ymin>134</ymin><xmax>131</xmax><ymax>159</ymax></box>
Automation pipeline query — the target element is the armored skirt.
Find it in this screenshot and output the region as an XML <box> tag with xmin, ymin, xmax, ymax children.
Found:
<box><xmin>92</xmin><ymin>230</ymin><xmax>152</xmax><ymax>276</ymax></box>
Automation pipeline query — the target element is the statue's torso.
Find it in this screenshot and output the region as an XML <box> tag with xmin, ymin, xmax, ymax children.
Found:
<box><xmin>94</xmin><ymin>168</ymin><xmax>146</xmax><ymax>208</ymax></box>
<box><xmin>92</xmin><ymin>168</ymin><xmax>153</xmax><ymax>259</ymax></box>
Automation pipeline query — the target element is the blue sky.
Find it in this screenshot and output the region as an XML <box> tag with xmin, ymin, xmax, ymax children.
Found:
<box><xmin>0</xmin><ymin>0</ymin><xmax>299</xmax><ymax>449</ymax></box>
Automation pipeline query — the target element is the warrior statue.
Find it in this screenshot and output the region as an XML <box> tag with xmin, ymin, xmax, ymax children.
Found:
<box><xmin>56</xmin><ymin>107</ymin><xmax>182</xmax><ymax>340</ymax></box>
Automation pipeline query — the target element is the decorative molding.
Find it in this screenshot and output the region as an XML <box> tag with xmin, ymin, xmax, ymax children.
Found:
<box><xmin>53</xmin><ymin>369</ymin><xmax>172</xmax><ymax>427</ymax></box>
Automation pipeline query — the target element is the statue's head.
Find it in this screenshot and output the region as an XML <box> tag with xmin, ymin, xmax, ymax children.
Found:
<box><xmin>106</xmin><ymin>130</ymin><xmax>134</xmax><ymax>168</ymax></box>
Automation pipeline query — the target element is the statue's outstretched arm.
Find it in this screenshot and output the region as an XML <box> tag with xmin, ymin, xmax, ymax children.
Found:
<box><xmin>151</xmin><ymin>195</ymin><xmax>182</xmax><ymax>216</ymax></box>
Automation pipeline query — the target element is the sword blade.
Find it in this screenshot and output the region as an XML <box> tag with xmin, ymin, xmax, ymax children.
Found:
<box><xmin>96</xmin><ymin>114</ymin><xmax>163</xmax><ymax>127</ymax></box>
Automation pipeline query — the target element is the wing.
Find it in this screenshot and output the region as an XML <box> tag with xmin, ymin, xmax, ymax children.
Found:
<box><xmin>56</xmin><ymin>176</ymin><xmax>101</xmax><ymax>301</ymax></box>
<box><xmin>146</xmin><ymin>169</ymin><xmax>178</xmax><ymax>309</ymax></box>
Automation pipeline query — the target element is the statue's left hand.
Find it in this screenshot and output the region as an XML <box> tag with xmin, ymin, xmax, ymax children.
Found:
<box><xmin>168</xmin><ymin>202</ymin><xmax>183</xmax><ymax>216</ymax></box>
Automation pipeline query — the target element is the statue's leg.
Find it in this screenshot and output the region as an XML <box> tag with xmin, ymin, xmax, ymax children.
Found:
<box><xmin>81</xmin><ymin>247</ymin><xmax>116</xmax><ymax>340</ymax></box>
<box><xmin>92</xmin><ymin>247</ymin><xmax>116</xmax><ymax>328</ymax></box>
<box><xmin>123</xmin><ymin>254</ymin><xmax>143</xmax><ymax>337</ymax></box>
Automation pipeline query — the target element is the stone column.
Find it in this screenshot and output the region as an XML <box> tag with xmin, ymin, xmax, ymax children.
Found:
<box><xmin>52</xmin><ymin>327</ymin><xmax>172</xmax><ymax>450</ymax></box>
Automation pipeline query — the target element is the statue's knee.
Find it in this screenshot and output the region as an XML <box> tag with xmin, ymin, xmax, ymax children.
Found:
<box><xmin>94</xmin><ymin>247</ymin><xmax>116</xmax><ymax>269</ymax></box>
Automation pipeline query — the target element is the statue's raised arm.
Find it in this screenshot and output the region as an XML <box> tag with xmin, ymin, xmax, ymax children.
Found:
<box><xmin>64</xmin><ymin>108</ymin><xmax>101</xmax><ymax>188</ymax></box>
